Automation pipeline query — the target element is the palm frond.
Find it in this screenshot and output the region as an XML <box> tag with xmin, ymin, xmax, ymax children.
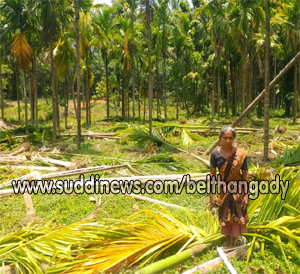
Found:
<box><xmin>179</xmin><ymin>128</ymin><xmax>202</xmax><ymax>146</ymax></box>
<box><xmin>11</xmin><ymin>31</ymin><xmax>32</xmax><ymax>69</ymax></box>
<box><xmin>122</xmin><ymin>129</ymin><xmax>166</xmax><ymax>147</ymax></box>
<box><xmin>47</xmin><ymin>205</ymin><xmax>218</xmax><ymax>274</ymax></box>
<box><xmin>0</xmin><ymin>219</ymin><xmax>100</xmax><ymax>274</ymax></box>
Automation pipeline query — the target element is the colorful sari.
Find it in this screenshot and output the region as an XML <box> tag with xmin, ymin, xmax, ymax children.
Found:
<box><xmin>217</xmin><ymin>147</ymin><xmax>249</xmax><ymax>237</ymax></box>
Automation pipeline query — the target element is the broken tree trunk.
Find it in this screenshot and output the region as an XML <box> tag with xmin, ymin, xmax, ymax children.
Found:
<box><xmin>124</xmin><ymin>193</ymin><xmax>195</xmax><ymax>211</ymax></box>
<box><xmin>204</xmin><ymin>50</ymin><xmax>300</xmax><ymax>155</ymax></box>
<box><xmin>182</xmin><ymin>245</ymin><xmax>250</xmax><ymax>274</ymax></box>
<box><xmin>10</xmin><ymin>142</ymin><xmax>31</xmax><ymax>156</ymax></box>
<box><xmin>0</xmin><ymin>165</ymin><xmax>144</xmax><ymax>190</ymax></box>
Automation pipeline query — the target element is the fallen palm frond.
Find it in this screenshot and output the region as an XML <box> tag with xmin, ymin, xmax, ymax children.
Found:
<box><xmin>275</xmin><ymin>145</ymin><xmax>300</xmax><ymax>167</ymax></box>
<box><xmin>135</xmin><ymin>154</ymin><xmax>186</xmax><ymax>171</ymax></box>
<box><xmin>1</xmin><ymin>164</ymin><xmax>299</xmax><ymax>274</ymax></box>
<box><xmin>269</xmin><ymin>137</ymin><xmax>300</xmax><ymax>151</ymax></box>
<box><xmin>178</xmin><ymin>128</ymin><xmax>203</xmax><ymax>146</ymax></box>
<box><xmin>46</xmin><ymin>205</ymin><xmax>219</xmax><ymax>274</ymax></box>
<box><xmin>245</xmin><ymin>166</ymin><xmax>300</xmax><ymax>272</ymax></box>
<box><xmin>0</xmin><ymin>219</ymin><xmax>101</xmax><ymax>274</ymax></box>
<box><xmin>107</xmin><ymin>123</ymin><xmax>204</xmax><ymax>147</ymax></box>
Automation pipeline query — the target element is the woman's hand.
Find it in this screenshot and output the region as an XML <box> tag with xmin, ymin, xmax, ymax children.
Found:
<box><xmin>242</xmin><ymin>194</ymin><xmax>249</xmax><ymax>210</ymax></box>
<box><xmin>210</xmin><ymin>194</ymin><xmax>218</xmax><ymax>207</ymax></box>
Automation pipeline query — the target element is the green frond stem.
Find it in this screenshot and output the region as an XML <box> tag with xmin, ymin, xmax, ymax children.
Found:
<box><xmin>135</xmin><ymin>243</ymin><xmax>211</xmax><ymax>274</ymax></box>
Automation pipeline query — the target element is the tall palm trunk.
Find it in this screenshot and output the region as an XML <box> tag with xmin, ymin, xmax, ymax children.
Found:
<box><xmin>263</xmin><ymin>0</ymin><xmax>270</xmax><ymax>162</ymax></box>
<box><xmin>0</xmin><ymin>59</ymin><xmax>3</xmax><ymax>119</ymax></box>
<box><xmin>156</xmin><ymin>56</ymin><xmax>160</xmax><ymax>118</ymax></box>
<box><xmin>16</xmin><ymin>68</ymin><xmax>20</xmax><ymax>124</ymax></box>
<box><xmin>122</xmin><ymin>78</ymin><xmax>125</xmax><ymax>119</ymax></box>
<box><xmin>50</xmin><ymin>45</ymin><xmax>57</xmax><ymax>142</ymax></box>
<box><xmin>55</xmin><ymin>73</ymin><xmax>60</xmax><ymax>129</ymax></box>
<box><xmin>22</xmin><ymin>70</ymin><xmax>28</xmax><ymax>131</ymax></box>
<box><xmin>105</xmin><ymin>56</ymin><xmax>109</xmax><ymax>121</ymax></box>
<box><xmin>185</xmin><ymin>50</ymin><xmax>189</xmax><ymax>118</ymax></box>
<box><xmin>217</xmin><ymin>65</ymin><xmax>221</xmax><ymax>120</ymax></box>
<box><xmin>30</xmin><ymin>64</ymin><xmax>34</xmax><ymax>122</ymax></box>
<box><xmin>143</xmin><ymin>95</ymin><xmax>146</xmax><ymax>124</ymax></box>
<box><xmin>32</xmin><ymin>56</ymin><xmax>38</xmax><ymax>126</ymax></box>
<box><xmin>138</xmin><ymin>64</ymin><xmax>141</xmax><ymax>121</ymax></box>
<box><xmin>71</xmin><ymin>75</ymin><xmax>77</xmax><ymax>115</ymax></box>
<box><xmin>226</xmin><ymin>60</ymin><xmax>230</xmax><ymax>118</ymax></box>
<box><xmin>75</xmin><ymin>0</ymin><xmax>81</xmax><ymax>149</ymax></box>
<box><xmin>132</xmin><ymin>59</ymin><xmax>135</xmax><ymax>123</ymax></box>
<box><xmin>163</xmin><ymin>57</ymin><xmax>167</xmax><ymax>121</ymax></box>
<box><xmin>85</xmin><ymin>54</ymin><xmax>90</xmax><ymax>129</ymax></box>
<box><xmin>293</xmin><ymin>64</ymin><xmax>298</xmax><ymax>122</ymax></box>
<box><xmin>64</xmin><ymin>76</ymin><xmax>69</xmax><ymax>129</ymax></box>
<box><xmin>146</xmin><ymin>0</ymin><xmax>153</xmax><ymax>135</ymax></box>
<box><xmin>211</xmin><ymin>68</ymin><xmax>216</xmax><ymax>118</ymax></box>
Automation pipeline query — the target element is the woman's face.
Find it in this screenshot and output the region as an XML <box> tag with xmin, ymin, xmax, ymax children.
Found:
<box><xmin>219</xmin><ymin>130</ymin><xmax>235</xmax><ymax>149</ymax></box>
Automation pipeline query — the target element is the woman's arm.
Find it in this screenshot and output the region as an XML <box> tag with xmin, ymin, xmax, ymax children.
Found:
<box><xmin>241</xmin><ymin>169</ymin><xmax>249</xmax><ymax>210</ymax></box>
<box><xmin>242</xmin><ymin>170</ymin><xmax>249</xmax><ymax>181</ymax></box>
<box><xmin>210</xmin><ymin>167</ymin><xmax>218</xmax><ymax>206</ymax></box>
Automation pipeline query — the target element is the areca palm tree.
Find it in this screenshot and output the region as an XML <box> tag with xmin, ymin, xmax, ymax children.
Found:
<box><xmin>274</xmin><ymin>0</ymin><xmax>300</xmax><ymax>122</ymax></box>
<box><xmin>228</xmin><ymin>0</ymin><xmax>264</xmax><ymax>119</ymax></box>
<box><xmin>54</xmin><ymin>35</ymin><xmax>75</xmax><ymax>129</ymax></box>
<box><xmin>202</xmin><ymin>0</ymin><xmax>228</xmax><ymax>120</ymax></box>
<box><xmin>153</xmin><ymin>0</ymin><xmax>172</xmax><ymax>121</ymax></box>
<box><xmin>0</xmin><ymin>0</ymin><xmax>33</xmax><ymax>128</ymax></box>
<box><xmin>92</xmin><ymin>6</ymin><xmax>116</xmax><ymax>121</ymax></box>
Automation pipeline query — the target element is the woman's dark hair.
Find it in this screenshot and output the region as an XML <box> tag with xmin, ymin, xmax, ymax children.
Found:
<box><xmin>219</xmin><ymin>126</ymin><xmax>236</xmax><ymax>138</ymax></box>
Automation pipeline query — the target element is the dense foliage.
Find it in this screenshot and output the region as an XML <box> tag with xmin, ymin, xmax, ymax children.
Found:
<box><xmin>0</xmin><ymin>0</ymin><xmax>299</xmax><ymax>134</ymax></box>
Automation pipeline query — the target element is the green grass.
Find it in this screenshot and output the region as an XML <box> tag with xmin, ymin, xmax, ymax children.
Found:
<box><xmin>1</xmin><ymin>99</ymin><xmax>300</xmax><ymax>273</ymax></box>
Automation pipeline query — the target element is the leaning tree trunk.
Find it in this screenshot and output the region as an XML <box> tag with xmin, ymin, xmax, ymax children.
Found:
<box><xmin>146</xmin><ymin>0</ymin><xmax>153</xmax><ymax>135</ymax></box>
<box><xmin>204</xmin><ymin>50</ymin><xmax>300</xmax><ymax>155</ymax></box>
<box><xmin>263</xmin><ymin>0</ymin><xmax>270</xmax><ymax>162</ymax></box>
<box><xmin>75</xmin><ymin>0</ymin><xmax>81</xmax><ymax>149</ymax></box>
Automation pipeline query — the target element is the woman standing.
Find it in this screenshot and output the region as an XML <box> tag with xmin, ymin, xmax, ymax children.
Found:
<box><xmin>210</xmin><ymin>126</ymin><xmax>249</xmax><ymax>247</ymax></box>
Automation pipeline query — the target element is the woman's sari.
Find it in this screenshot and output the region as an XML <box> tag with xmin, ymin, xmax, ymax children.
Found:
<box><xmin>217</xmin><ymin>147</ymin><xmax>249</xmax><ymax>237</ymax></box>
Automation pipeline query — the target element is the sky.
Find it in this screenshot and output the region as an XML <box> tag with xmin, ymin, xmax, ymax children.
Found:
<box><xmin>94</xmin><ymin>0</ymin><xmax>112</xmax><ymax>6</ymax></box>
